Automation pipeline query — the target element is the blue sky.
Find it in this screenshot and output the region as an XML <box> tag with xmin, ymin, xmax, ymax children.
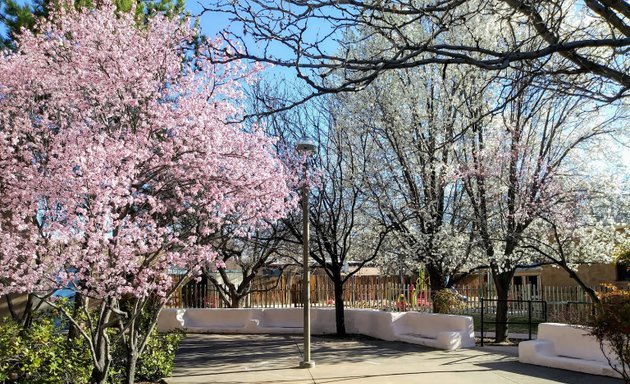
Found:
<box><xmin>187</xmin><ymin>1</ymin><xmax>229</xmax><ymax>36</ymax></box>
<box><xmin>1</xmin><ymin>0</ymin><xmax>628</xmax><ymax>166</ymax></box>
<box><xmin>186</xmin><ymin>0</ymin><xmax>335</xmax><ymax>88</ymax></box>
<box><xmin>0</xmin><ymin>0</ymin><xmax>233</xmax><ymax>41</ymax></box>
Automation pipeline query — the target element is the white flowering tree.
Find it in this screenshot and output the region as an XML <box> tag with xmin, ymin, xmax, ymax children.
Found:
<box><xmin>522</xmin><ymin>162</ymin><xmax>630</xmax><ymax>303</ymax></box>
<box><xmin>331</xmin><ymin>63</ymin><xmax>486</xmax><ymax>301</ymax></box>
<box><xmin>456</xmin><ymin>71</ymin><xmax>619</xmax><ymax>341</ymax></box>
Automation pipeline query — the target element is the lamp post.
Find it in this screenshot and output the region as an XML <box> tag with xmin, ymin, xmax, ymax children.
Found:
<box><xmin>296</xmin><ymin>139</ymin><xmax>316</xmax><ymax>369</ymax></box>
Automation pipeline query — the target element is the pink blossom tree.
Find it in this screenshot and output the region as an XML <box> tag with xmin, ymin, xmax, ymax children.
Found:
<box><xmin>0</xmin><ymin>5</ymin><xmax>294</xmax><ymax>383</ymax></box>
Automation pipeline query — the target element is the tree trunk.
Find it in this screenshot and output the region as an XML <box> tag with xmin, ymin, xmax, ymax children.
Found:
<box><xmin>125</xmin><ymin>299</ymin><xmax>162</xmax><ymax>384</ymax></box>
<box><xmin>426</xmin><ymin>263</ymin><xmax>447</xmax><ymax>313</ymax></box>
<box><xmin>125</xmin><ymin>316</ymin><xmax>139</xmax><ymax>384</ymax></box>
<box><xmin>90</xmin><ymin>337</ymin><xmax>111</xmax><ymax>384</ymax></box>
<box><xmin>125</xmin><ymin>351</ymin><xmax>138</xmax><ymax>384</ymax></box>
<box><xmin>333</xmin><ymin>279</ymin><xmax>346</xmax><ymax>337</ymax></box>
<box><xmin>229</xmin><ymin>293</ymin><xmax>243</xmax><ymax>308</ymax></box>
<box><xmin>68</xmin><ymin>292</ymin><xmax>84</xmax><ymax>340</ymax></box>
<box><xmin>21</xmin><ymin>293</ymin><xmax>35</xmax><ymax>329</ymax></box>
<box><xmin>4</xmin><ymin>293</ymin><xmax>33</xmax><ymax>329</ymax></box>
<box><xmin>90</xmin><ymin>307</ymin><xmax>112</xmax><ymax>384</ymax></box>
<box><xmin>90</xmin><ymin>371</ymin><xmax>107</xmax><ymax>384</ymax></box>
<box><xmin>492</xmin><ymin>269</ymin><xmax>515</xmax><ymax>343</ymax></box>
<box><xmin>564</xmin><ymin>266</ymin><xmax>600</xmax><ymax>304</ymax></box>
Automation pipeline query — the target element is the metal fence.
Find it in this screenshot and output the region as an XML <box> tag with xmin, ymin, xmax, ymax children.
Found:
<box><xmin>166</xmin><ymin>274</ymin><xmax>407</xmax><ymax>309</ymax></box>
<box><xmin>479</xmin><ymin>298</ymin><xmax>548</xmax><ymax>345</ymax></box>
<box><xmin>166</xmin><ymin>274</ymin><xmax>628</xmax><ymax>327</ymax></box>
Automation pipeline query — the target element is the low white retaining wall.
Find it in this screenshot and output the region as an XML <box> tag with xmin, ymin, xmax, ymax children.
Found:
<box><xmin>311</xmin><ymin>308</ymin><xmax>336</xmax><ymax>335</ymax></box>
<box><xmin>519</xmin><ymin>323</ymin><xmax>624</xmax><ymax>378</ymax></box>
<box><xmin>392</xmin><ymin>311</ymin><xmax>475</xmax><ymax>349</ymax></box>
<box><xmin>258</xmin><ymin>308</ymin><xmax>304</xmax><ymax>334</ymax></box>
<box><xmin>184</xmin><ymin>308</ymin><xmax>260</xmax><ymax>333</ymax></box>
<box><xmin>157</xmin><ymin>308</ymin><xmax>474</xmax><ymax>350</ymax></box>
<box><xmin>157</xmin><ymin>308</ymin><xmax>186</xmax><ymax>331</ymax></box>
<box><xmin>346</xmin><ymin>309</ymin><xmax>398</xmax><ymax>341</ymax></box>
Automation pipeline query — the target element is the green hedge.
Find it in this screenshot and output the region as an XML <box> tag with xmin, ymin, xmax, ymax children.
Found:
<box><xmin>0</xmin><ymin>315</ymin><xmax>184</xmax><ymax>383</ymax></box>
<box><xmin>109</xmin><ymin>329</ymin><xmax>185</xmax><ymax>383</ymax></box>
<box><xmin>0</xmin><ymin>317</ymin><xmax>92</xmax><ymax>383</ymax></box>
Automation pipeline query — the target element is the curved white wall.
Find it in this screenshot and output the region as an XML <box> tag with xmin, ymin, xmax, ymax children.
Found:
<box><xmin>157</xmin><ymin>307</ymin><xmax>474</xmax><ymax>350</ymax></box>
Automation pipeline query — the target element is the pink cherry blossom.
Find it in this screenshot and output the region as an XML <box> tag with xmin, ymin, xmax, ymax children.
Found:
<box><xmin>0</xmin><ymin>5</ymin><xmax>296</xmax><ymax>302</ymax></box>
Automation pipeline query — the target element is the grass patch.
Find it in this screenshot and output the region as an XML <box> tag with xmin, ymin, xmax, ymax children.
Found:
<box><xmin>468</xmin><ymin>312</ymin><xmax>546</xmax><ymax>336</ymax></box>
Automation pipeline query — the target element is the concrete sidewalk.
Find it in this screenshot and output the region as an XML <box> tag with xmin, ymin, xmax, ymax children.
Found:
<box><xmin>167</xmin><ymin>334</ymin><xmax>622</xmax><ymax>384</ymax></box>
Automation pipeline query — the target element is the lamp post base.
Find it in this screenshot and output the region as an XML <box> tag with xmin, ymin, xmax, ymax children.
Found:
<box><xmin>299</xmin><ymin>361</ymin><xmax>315</xmax><ymax>369</ymax></box>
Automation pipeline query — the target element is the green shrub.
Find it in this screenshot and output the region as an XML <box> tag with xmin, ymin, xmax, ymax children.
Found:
<box><xmin>590</xmin><ymin>285</ymin><xmax>630</xmax><ymax>383</ymax></box>
<box><xmin>136</xmin><ymin>330</ymin><xmax>185</xmax><ymax>382</ymax></box>
<box><xmin>433</xmin><ymin>289</ymin><xmax>465</xmax><ymax>314</ymax></box>
<box><xmin>0</xmin><ymin>301</ymin><xmax>184</xmax><ymax>384</ymax></box>
<box><xmin>109</xmin><ymin>329</ymin><xmax>185</xmax><ymax>383</ymax></box>
<box><xmin>0</xmin><ymin>316</ymin><xmax>92</xmax><ymax>384</ymax></box>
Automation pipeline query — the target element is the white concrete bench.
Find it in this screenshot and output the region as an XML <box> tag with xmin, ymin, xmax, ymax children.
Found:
<box><xmin>156</xmin><ymin>308</ymin><xmax>185</xmax><ymax>331</ymax></box>
<box><xmin>182</xmin><ymin>308</ymin><xmax>260</xmax><ymax>333</ymax></box>
<box><xmin>311</xmin><ymin>308</ymin><xmax>336</xmax><ymax>335</ymax></box>
<box><xmin>391</xmin><ymin>312</ymin><xmax>475</xmax><ymax>350</ymax></box>
<box><xmin>257</xmin><ymin>308</ymin><xmax>304</xmax><ymax>334</ymax></box>
<box><xmin>519</xmin><ymin>323</ymin><xmax>623</xmax><ymax>378</ymax></box>
<box><xmin>156</xmin><ymin>308</ymin><xmax>475</xmax><ymax>350</ymax></box>
<box><xmin>346</xmin><ymin>309</ymin><xmax>398</xmax><ymax>341</ymax></box>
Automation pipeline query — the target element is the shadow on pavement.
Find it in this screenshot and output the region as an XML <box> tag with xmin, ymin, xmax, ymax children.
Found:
<box><xmin>475</xmin><ymin>360</ymin><xmax>623</xmax><ymax>384</ymax></box>
<box><xmin>170</xmin><ymin>333</ymin><xmax>624</xmax><ymax>384</ymax></box>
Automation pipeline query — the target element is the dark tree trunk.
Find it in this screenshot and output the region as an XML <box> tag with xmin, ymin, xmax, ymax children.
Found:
<box><xmin>124</xmin><ymin>299</ymin><xmax>162</xmax><ymax>384</ymax></box>
<box><xmin>564</xmin><ymin>266</ymin><xmax>600</xmax><ymax>304</ymax></box>
<box><xmin>125</xmin><ymin>351</ymin><xmax>138</xmax><ymax>384</ymax></box>
<box><xmin>21</xmin><ymin>293</ymin><xmax>35</xmax><ymax>329</ymax></box>
<box><xmin>90</xmin><ymin>306</ymin><xmax>112</xmax><ymax>384</ymax></box>
<box><xmin>90</xmin><ymin>370</ymin><xmax>108</xmax><ymax>384</ymax></box>
<box><xmin>492</xmin><ymin>269</ymin><xmax>515</xmax><ymax>343</ymax></box>
<box><xmin>125</xmin><ymin>312</ymin><xmax>139</xmax><ymax>384</ymax></box>
<box><xmin>90</xmin><ymin>340</ymin><xmax>111</xmax><ymax>384</ymax></box>
<box><xmin>4</xmin><ymin>293</ymin><xmax>34</xmax><ymax>327</ymax></box>
<box><xmin>333</xmin><ymin>278</ymin><xmax>346</xmax><ymax>337</ymax></box>
<box><xmin>4</xmin><ymin>294</ymin><xmax>18</xmax><ymax>322</ymax></box>
<box><xmin>68</xmin><ymin>292</ymin><xmax>84</xmax><ymax>340</ymax></box>
<box><xmin>229</xmin><ymin>294</ymin><xmax>243</xmax><ymax>308</ymax></box>
<box><xmin>426</xmin><ymin>263</ymin><xmax>447</xmax><ymax>313</ymax></box>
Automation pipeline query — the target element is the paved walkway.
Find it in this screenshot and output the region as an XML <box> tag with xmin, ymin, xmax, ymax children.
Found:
<box><xmin>167</xmin><ymin>334</ymin><xmax>622</xmax><ymax>384</ymax></box>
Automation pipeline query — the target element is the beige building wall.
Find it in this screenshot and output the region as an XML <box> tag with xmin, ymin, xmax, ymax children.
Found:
<box><xmin>0</xmin><ymin>293</ymin><xmax>28</xmax><ymax>322</ymax></box>
<box><xmin>541</xmin><ymin>263</ymin><xmax>617</xmax><ymax>287</ymax></box>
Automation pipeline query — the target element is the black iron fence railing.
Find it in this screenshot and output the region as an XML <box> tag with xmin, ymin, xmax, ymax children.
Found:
<box><xmin>480</xmin><ymin>298</ymin><xmax>547</xmax><ymax>346</ymax></box>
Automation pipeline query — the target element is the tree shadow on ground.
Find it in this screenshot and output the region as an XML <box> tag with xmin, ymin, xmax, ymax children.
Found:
<box><xmin>475</xmin><ymin>361</ymin><xmax>623</xmax><ymax>384</ymax></box>
<box><xmin>173</xmin><ymin>333</ymin><xmax>457</xmax><ymax>370</ymax></box>
<box><xmin>172</xmin><ymin>334</ymin><xmax>623</xmax><ymax>384</ymax></box>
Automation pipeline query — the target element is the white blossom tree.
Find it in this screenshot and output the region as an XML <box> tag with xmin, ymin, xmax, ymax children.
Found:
<box><xmin>456</xmin><ymin>70</ymin><xmax>619</xmax><ymax>341</ymax></box>
<box><xmin>331</xmin><ymin>64</ymin><xmax>486</xmax><ymax>302</ymax></box>
<box><xmin>522</xmin><ymin>156</ymin><xmax>630</xmax><ymax>302</ymax></box>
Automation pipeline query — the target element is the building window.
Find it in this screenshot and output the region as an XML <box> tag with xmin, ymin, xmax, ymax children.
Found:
<box><xmin>617</xmin><ymin>261</ymin><xmax>630</xmax><ymax>281</ymax></box>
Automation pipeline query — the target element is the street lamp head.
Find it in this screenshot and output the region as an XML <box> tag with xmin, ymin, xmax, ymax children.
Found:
<box><xmin>296</xmin><ymin>139</ymin><xmax>316</xmax><ymax>153</ymax></box>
